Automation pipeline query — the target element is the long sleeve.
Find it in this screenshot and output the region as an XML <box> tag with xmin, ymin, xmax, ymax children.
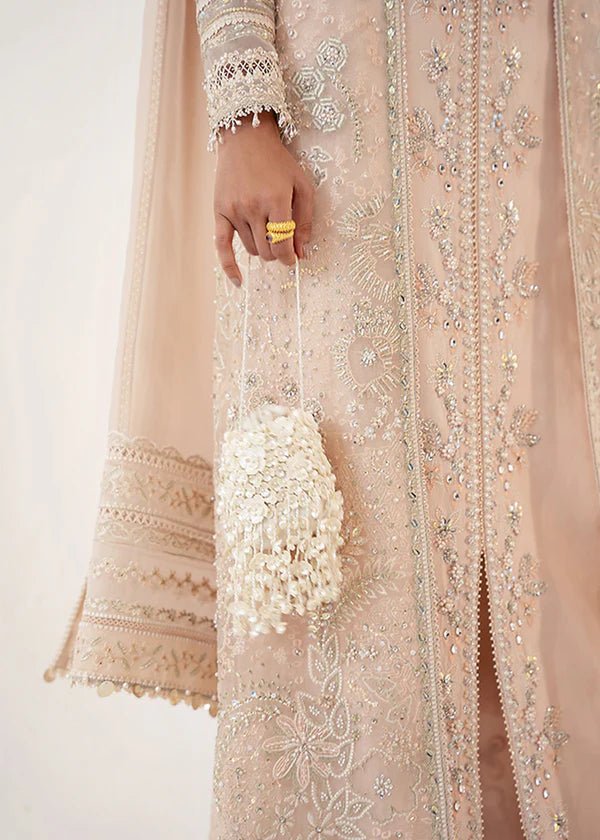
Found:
<box><xmin>195</xmin><ymin>0</ymin><xmax>297</xmax><ymax>151</ymax></box>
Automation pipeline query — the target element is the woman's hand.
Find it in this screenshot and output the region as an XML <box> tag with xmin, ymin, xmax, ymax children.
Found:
<box><xmin>213</xmin><ymin>111</ymin><xmax>314</xmax><ymax>286</ymax></box>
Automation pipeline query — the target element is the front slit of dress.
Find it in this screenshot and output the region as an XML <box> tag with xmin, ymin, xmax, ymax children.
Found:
<box><xmin>398</xmin><ymin>0</ymin><xmax>569</xmax><ymax>835</ymax></box>
<box><xmin>478</xmin><ymin>557</ymin><xmax>523</xmax><ymax>839</ymax></box>
<box><xmin>470</xmin><ymin>5</ymin><xmax>526</xmax><ymax>835</ymax></box>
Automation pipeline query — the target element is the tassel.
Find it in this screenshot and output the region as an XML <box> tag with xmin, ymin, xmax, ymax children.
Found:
<box><xmin>217</xmin><ymin>404</ymin><xmax>344</xmax><ymax>637</ymax></box>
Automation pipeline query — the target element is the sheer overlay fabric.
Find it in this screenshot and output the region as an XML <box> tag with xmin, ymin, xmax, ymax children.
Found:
<box><xmin>46</xmin><ymin>2</ymin><xmax>600</xmax><ymax>838</ymax></box>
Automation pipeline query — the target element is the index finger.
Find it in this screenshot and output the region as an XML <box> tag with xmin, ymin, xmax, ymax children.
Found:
<box><xmin>214</xmin><ymin>214</ymin><xmax>242</xmax><ymax>287</ymax></box>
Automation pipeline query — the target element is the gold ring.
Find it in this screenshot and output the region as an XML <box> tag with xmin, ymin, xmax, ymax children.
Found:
<box><xmin>266</xmin><ymin>219</ymin><xmax>296</xmax><ymax>233</ymax></box>
<box><xmin>266</xmin><ymin>229</ymin><xmax>295</xmax><ymax>244</ymax></box>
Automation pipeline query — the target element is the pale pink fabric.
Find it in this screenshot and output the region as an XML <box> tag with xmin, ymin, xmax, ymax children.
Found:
<box><xmin>45</xmin><ymin>2</ymin><xmax>600</xmax><ymax>838</ymax></box>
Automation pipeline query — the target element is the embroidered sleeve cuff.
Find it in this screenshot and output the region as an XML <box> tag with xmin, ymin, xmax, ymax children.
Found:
<box><xmin>204</xmin><ymin>46</ymin><xmax>297</xmax><ymax>152</ymax></box>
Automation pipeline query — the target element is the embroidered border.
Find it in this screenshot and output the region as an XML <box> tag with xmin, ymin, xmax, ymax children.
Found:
<box><xmin>383</xmin><ymin>2</ymin><xmax>452</xmax><ymax>837</ymax></box>
<box><xmin>44</xmin><ymin>427</ymin><xmax>218</xmax><ymax>715</ymax></box>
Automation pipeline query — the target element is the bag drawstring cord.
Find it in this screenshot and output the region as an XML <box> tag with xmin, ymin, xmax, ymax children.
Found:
<box><xmin>238</xmin><ymin>252</ymin><xmax>304</xmax><ymax>420</ymax></box>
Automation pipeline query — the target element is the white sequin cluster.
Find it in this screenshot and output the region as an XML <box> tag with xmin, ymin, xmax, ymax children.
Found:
<box><xmin>216</xmin><ymin>403</ymin><xmax>344</xmax><ymax>637</ymax></box>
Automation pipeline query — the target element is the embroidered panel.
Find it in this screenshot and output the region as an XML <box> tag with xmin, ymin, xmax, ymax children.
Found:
<box><xmin>384</xmin><ymin>2</ymin><xmax>451</xmax><ymax>836</ymax></box>
<box><xmin>207</xmin><ymin>1</ymin><xmax>439</xmax><ymax>835</ymax></box>
<box><xmin>405</xmin><ymin>2</ymin><xmax>571</xmax><ymax>837</ymax></box>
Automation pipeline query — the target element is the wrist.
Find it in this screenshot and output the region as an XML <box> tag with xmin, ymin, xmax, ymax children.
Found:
<box><xmin>219</xmin><ymin>110</ymin><xmax>280</xmax><ymax>148</ymax></box>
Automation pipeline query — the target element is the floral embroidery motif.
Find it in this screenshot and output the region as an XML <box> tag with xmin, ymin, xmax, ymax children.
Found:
<box><xmin>263</xmin><ymin>710</ymin><xmax>342</xmax><ymax>790</ymax></box>
<box><xmin>290</xmin><ymin>36</ymin><xmax>364</xmax><ymax>161</ymax></box>
<box><xmin>85</xmin><ymin>596</ymin><xmax>215</xmax><ymax>629</ymax></box>
<box><xmin>297</xmin><ymin>145</ymin><xmax>333</xmax><ymax>188</ymax></box>
<box><xmin>306</xmin><ymin>780</ymin><xmax>372</xmax><ymax>839</ymax></box>
<box><xmin>338</xmin><ymin>192</ymin><xmax>395</xmax><ymax>302</ymax></box>
<box><xmin>89</xmin><ymin>555</ymin><xmax>216</xmax><ymax>599</ymax></box>
<box><xmin>95</xmin><ymin>432</ymin><xmax>214</xmax><ymax>558</ymax></box>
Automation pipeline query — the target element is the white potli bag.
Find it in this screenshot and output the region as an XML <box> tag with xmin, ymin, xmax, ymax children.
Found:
<box><xmin>216</xmin><ymin>253</ymin><xmax>344</xmax><ymax>638</ymax></box>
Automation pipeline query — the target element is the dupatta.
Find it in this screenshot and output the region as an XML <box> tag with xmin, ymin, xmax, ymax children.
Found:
<box><xmin>44</xmin><ymin>0</ymin><xmax>219</xmax><ymax>715</ymax></box>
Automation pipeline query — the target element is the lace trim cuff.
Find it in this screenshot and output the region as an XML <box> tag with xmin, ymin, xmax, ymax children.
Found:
<box><xmin>204</xmin><ymin>46</ymin><xmax>297</xmax><ymax>151</ymax></box>
<box><xmin>43</xmin><ymin>431</ymin><xmax>219</xmax><ymax>716</ymax></box>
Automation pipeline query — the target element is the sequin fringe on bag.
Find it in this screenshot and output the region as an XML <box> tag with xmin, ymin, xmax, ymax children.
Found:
<box><xmin>215</xmin><ymin>254</ymin><xmax>344</xmax><ymax>638</ymax></box>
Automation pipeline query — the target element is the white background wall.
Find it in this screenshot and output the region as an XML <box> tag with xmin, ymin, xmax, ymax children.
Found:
<box><xmin>0</xmin><ymin>2</ymin><xmax>216</xmax><ymax>837</ymax></box>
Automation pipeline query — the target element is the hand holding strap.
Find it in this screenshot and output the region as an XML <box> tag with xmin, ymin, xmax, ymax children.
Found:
<box><xmin>239</xmin><ymin>252</ymin><xmax>304</xmax><ymax>419</ymax></box>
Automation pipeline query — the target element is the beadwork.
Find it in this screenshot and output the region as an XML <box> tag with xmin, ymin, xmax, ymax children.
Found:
<box><xmin>216</xmin><ymin>402</ymin><xmax>344</xmax><ymax>636</ymax></box>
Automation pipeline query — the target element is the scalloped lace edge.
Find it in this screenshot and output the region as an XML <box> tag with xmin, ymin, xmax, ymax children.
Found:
<box><xmin>204</xmin><ymin>46</ymin><xmax>297</xmax><ymax>152</ymax></box>
<box><xmin>43</xmin><ymin>665</ymin><xmax>219</xmax><ymax>716</ymax></box>
<box><xmin>207</xmin><ymin>104</ymin><xmax>297</xmax><ymax>152</ymax></box>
